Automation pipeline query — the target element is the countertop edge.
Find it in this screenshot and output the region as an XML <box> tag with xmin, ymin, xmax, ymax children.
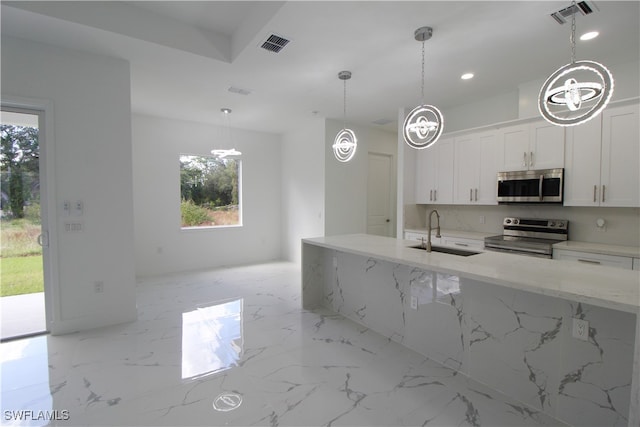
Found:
<box><xmin>303</xmin><ymin>235</ymin><xmax>640</xmax><ymax>314</ymax></box>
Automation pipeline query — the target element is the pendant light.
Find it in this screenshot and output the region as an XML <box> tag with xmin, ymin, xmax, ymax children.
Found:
<box><xmin>538</xmin><ymin>1</ymin><xmax>614</xmax><ymax>126</ymax></box>
<box><xmin>403</xmin><ymin>26</ymin><xmax>444</xmax><ymax>150</ymax></box>
<box><xmin>332</xmin><ymin>71</ymin><xmax>357</xmax><ymax>162</ymax></box>
<box><xmin>211</xmin><ymin>108</ymin><xmax>242</xmax><ymax>158</ymax></box>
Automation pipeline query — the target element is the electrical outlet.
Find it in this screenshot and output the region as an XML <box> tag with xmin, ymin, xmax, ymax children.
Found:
<box><xmin>479</xmin><ymin>215</ymin><xmax>486</xmax><ymax>224</ymax></box>
<box><xmin>410</xmin><ymin>296</ymin><xmax>418</xmax><ymax>310</ymax></box>
<box><xmin>94</xmin><ymin>281</ymin><xmax>104</xmax><ymax>293</ymax></box>
<box><xmin>572</xmin><ymin>318</ymin><xmax>589</xmax><ymax>341</ymax></box>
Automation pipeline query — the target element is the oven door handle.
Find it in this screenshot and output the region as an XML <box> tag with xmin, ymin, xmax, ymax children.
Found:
<box><xmin>539</xmin><ymin>174</ymin><xmax>544</xmax><ymax>202</ymax></box>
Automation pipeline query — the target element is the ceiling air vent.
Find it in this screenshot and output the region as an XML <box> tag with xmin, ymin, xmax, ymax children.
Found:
<box><xmin>228</xmin><ymin>86</ymin><xmax>251</xmax><ymax>96</ymax></box>
<box><xmin>260</xmin><ymin>34</ymin><xmax>290</xmax><ymax>53</ymax></box>
<box><xmin>550</xmin><ymin>1</ymin><xmax>597</xmax><ymax>24</ymax></box>
<box><xmin>372</xmin><ymin>118</ymin><xmax>394</xmax><ymax>126</ymax></box>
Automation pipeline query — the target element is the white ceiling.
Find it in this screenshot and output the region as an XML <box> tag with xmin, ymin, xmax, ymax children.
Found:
<box><xmin>2</xmin><ymin>1</ymin><xmax>639</xmax><ymax>134</ymax></box>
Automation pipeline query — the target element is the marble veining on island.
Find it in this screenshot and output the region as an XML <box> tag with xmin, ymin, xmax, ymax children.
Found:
<box><xmin>302</xmin><ymin>235</ymin><xmax>638</xmax><ymax>427</ymax></box>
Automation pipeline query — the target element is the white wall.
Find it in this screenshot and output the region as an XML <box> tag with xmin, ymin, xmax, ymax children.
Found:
<box><xmin>324</xmin><ymin>119</ymin><xmax>397</xmax><ymax>236</ymax></box>
<box><xmin>1</xmin><ymin>36</ymin><xmax>137</xmax><ymax>334</ymax></box>
<box><xmin>281</xmin><ymin>118</ymin><xmax>325</xmax><ymax>263</ymax></box>
<box><xmin>132</xmin><ymin>114</ymin><xmax>282</xmax><ymax>277</ymax></box>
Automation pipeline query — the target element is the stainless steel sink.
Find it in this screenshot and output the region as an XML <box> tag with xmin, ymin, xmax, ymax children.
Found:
<box><xmin>409</xmin><ymin>245</ymin><xmax>480</xmax><ymax>257</ymax></box>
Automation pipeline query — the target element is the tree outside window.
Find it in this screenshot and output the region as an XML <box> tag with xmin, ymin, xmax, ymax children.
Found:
<box><xmin>179</xmin><ymin>154</ymin><xmax>241</xmax><ymax>228</ymax></box>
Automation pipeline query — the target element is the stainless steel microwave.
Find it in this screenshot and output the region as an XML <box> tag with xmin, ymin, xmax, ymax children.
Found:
<box><xmin>497</xmin><ymin>168</ymin><xmax>564</xmax><ymax>204</ymax></box>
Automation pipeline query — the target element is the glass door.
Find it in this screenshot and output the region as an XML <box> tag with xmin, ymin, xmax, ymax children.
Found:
<box><xmin>1</xmin><ymin>108</ymin><xmax>47</xmax><ymax>341</ymax></box>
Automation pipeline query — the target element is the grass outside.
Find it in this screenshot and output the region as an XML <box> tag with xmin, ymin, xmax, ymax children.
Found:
<box><xmin>0</xmin><ymin>255</ymin><xmax>44</xmax><ymax>296</ymax></box>
<box><xmin>1</xmin><ymin>218</ymin><xmax>44</xmax><ymax>297</ymax></box>
<box><xmin>181</xmin><ymin>205</ymin><xmax>240</xmax><ymax>228</ymax></box>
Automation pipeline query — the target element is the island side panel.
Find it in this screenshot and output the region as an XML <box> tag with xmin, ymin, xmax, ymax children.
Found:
<box><xmin>555</xmin><ymin>302</ymin><xmax>636</xmax><ymax>427</ymax></box>
<box><xmin>463</xmin><ymin>279</ymin><xmax>563</xmax><ymax>415</ymax></box>
<box><xmin>302</xmin><ymin>244</ymin><xmax>638</xmax><ymax>427</ymax></box>
<box><xmin>629</xmin><ymin>313</ymin><xmax>640</xmax><ymax>427</ymax></box>
<box><xmin>301</xmin><ymin>242</ymin><xmax>328</xmax><ymax>309</ymax></box>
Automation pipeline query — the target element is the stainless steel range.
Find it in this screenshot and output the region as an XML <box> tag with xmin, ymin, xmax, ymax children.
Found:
<box><xmin>484</xmin><ymin>217</ymin><xmax>568</xmax><ymax>258</ymax></box>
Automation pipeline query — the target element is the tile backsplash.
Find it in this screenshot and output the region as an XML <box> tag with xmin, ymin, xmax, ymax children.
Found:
<box><xmin>407</xmin><ymin>204</ymin><xmax>640</xmax><ymax>247</ymax></box>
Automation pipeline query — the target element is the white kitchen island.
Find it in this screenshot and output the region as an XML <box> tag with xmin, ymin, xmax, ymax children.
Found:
<box><xmin>302</xmin><ymin>234</ymin><xmax>639</xmax><ymax>427</ymax></box>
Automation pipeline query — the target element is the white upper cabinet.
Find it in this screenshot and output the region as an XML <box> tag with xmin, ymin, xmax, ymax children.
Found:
<box><xmin>415</xmin><ymin>137</ymin><xmax>454</xmax><ymax>204</ymax></box>
<box><xmin>600</xmin><ymin>104</ymin><xmax>639</xmax><ymax>207</ymax></box>
<box><xmin>564</xmin><ymin>103</ymin><xmax>639</xmax><ymax>207</ymax></box>
<box><xmin>501</xmin><ymin>121</ymin><xmax>564</xmax><ymax>171</ymax></box>
<box><xmin>454</xmin><ymin>131</ymin><xmax>500</xmax><ymax>205</ymax></box>
<box><xmin>564</xmin><ymin>115</ymin><xmax>602</xmax><ymax>206</ymax></box>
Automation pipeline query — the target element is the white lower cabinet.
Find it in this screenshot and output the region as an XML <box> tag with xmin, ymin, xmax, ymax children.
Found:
<box><xmin>404</xmin><ymin>231</ymin><xmax>441</xmax><ymax>246</ymax></box>
<box><xmin>553</xmin><ymin>249</ymin><xmax>634</xmax><ymax>270</ymax></box>
<box><xmin>404</xmin><ymin>231</ymin><xmax>483</xmax><ymax>250</ymax></box>
<box><xmin>439</xmin><ymin>236</ymin><xmax>485</xmax><ymax>251</ymax></box>
<box><xmin>404</xmin><ymin>231</ymin><xmax>426</xmax><ymax>242</ymax></box>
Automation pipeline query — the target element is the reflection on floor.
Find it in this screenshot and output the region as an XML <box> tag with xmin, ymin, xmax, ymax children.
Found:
<box><xmin>1</xmin><ymin>292</ymin><xmax>46</xmax><ymax>341</ymax></box>
<box><xmin>0</xmin><ymin>262</ymin><xmax>565</xmax><ymax>426</ymax></box>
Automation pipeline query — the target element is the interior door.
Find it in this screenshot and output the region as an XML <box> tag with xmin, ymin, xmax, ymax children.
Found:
<box><xmin>367</xmin><ymin>152</ymin><xmax>393</xmax><ymax>237</ymax></box>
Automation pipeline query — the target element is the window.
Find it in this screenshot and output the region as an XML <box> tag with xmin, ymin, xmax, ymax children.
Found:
<box><xmin>179</xmin><ymin>154</ymin><xmax>241</xmax><ymax>229</ymax></box>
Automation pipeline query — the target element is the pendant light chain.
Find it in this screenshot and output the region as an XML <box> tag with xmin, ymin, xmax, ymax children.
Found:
<box><xmin>343</xmin><ymin>77</ymin><xmax>347</xmax><ymax>129</ymax></box>
<box><xmin>421</xmin><ymin>40</ymin><xmax>426</xmax><ymax>105</ymax></box>
<box><xmin>570</xmin><ymin>0</ymin><xmax>577</xmax><ymax>64</ymax></box>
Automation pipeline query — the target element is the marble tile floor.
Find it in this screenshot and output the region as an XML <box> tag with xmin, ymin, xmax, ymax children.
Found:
<box><xmin>0</xmin><ymin>261</ymin><xmax>567</xmax><ymax>427</ymax></box>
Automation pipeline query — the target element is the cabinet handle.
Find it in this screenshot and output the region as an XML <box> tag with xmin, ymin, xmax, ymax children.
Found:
<box><xmin>454</xmin><ymin>242</ymin><xmax>469</xmax><ymax>247</ymax></box>
<box><xmin>434</xmin><ymin>189</ymin><xmax>437</xmax><ymax>201</ymax></box>
<box><xmin>470</xmin><ymin>188</ymin><xmax>473</xmax><ymax>202</ymax></box>
<box><xmin>475</xmin><ymin>188</ymin><xmax>478</xmax><ymax>201</ymax></box>
<box><xmin>430</xmin><ymin>189</ymin><xmax>433</xmax><ymax>201</ymax></box>
<box><xmin>578</xmin><ymin>259</ymin><xmax>601</xmax><ymax>265</ymax></box>
<box><xmin>523</xmin><ymin>152</ymin><xmax>527</xmax><ymax>167</ymax></box>
<box><xmin>530</xmin><ymin>151</ymin><xmax>534</xmax><ymax>167</ymax></box>
<box><xmin>593</xmin><ymin>185</ymin><xmax>597</xmax><ymax>203</ymax></box>
<box><xmin>602</xmin><ymin>185</ymin><xmax>606</xmax><ymax>203</ymax></box>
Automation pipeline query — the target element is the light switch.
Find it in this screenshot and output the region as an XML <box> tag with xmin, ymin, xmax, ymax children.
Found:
<box><xmin>63</xmin><ymin>200</ymin><xmax>71</xmax><ymax>216</ymax></box>
<box><xmin>74</xmin><ymin>200</ymin><xmax>84</xmax><ymax>216</ymax></box>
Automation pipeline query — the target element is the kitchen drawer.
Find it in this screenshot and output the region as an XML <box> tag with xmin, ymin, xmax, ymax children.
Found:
<box><xmin>440</xmin><ymin>236</ymin><xmax>485</xmax><ymax>251</ymax></box>
<box><xmin>553</xmin><ymin>249</ymin><xmax>634</xmax><ymax>270</ymax></box>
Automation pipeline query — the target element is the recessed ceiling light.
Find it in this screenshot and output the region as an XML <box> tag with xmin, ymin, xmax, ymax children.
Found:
<box><xmin>461</xmin><ymin>73</ymin><xmax>474</xmax><ymax>80</ymax></box>
<box><xmin>580</xmin><ymin>31</ymin><xmax>599</xmax><ymax>41</ymax></box>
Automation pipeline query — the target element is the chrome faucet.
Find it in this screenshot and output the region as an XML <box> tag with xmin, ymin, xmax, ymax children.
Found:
<box><xmin>426</xmin><ymin>209</ymin><xmax>441</xmax><ymax>252</ymax></box>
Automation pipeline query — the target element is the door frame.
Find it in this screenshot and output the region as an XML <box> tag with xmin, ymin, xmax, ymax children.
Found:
<box><xmin>367</xmin><ymin>151</ymin><xmax>395</xmax><ymax>237</ymax></box>
<box><xmin>2</xmin><ymin>96</ymin><xmax>59</xmax><ymax>335</ymax></box>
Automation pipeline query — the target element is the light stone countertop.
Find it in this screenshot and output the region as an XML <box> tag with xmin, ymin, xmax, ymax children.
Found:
<box><xmin>553</xmin><ymin>241</ymin><xmax>640</xmax><ymax>258</ymax></box>
<box><xmin>303</xmin><ymin>234</ymin><xmax>640</xmax><ymax>314</ymax></box>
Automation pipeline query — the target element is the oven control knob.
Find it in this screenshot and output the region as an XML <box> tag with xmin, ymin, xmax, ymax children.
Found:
<box><xmin>513</xmin><ymin>219</ymin><xmax>519</xmax><ymax>224</ymax></box>
<box><xmin>505</xmin><ymin>219</ymin><xmax>512</xmax><ymax>224</ymax></box>
<box><xmin>549</xmin><ymin>221</ymin><xmax>555</xmax><ymax>227</ymax></box>
<box><xmin>557</xmin><ymin>222</ymin><xmax>564</xmax><ymax>228</ymax></box>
